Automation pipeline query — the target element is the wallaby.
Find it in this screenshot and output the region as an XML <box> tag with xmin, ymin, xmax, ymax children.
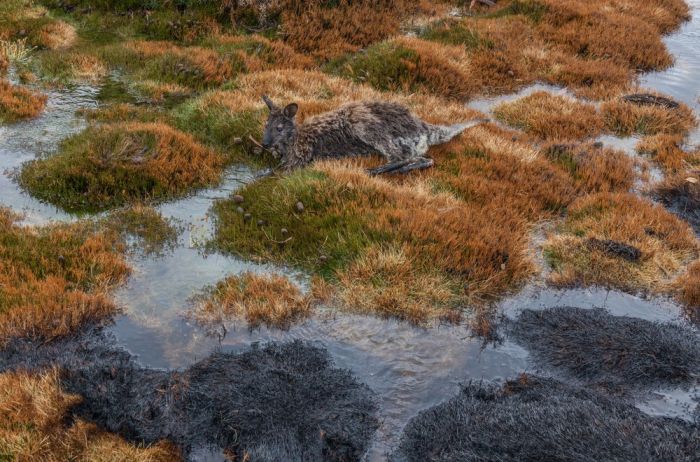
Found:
<box><xmin>261</xmin><ymin>96</ymin><xmax>489</xmax><ymax>175</ymax></box>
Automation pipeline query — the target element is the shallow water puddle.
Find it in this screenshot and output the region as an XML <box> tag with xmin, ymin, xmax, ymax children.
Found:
<box><xmin>0</xmin><ymin>79</ymin><xmax>96</xmax><ymax>224</ymax></box>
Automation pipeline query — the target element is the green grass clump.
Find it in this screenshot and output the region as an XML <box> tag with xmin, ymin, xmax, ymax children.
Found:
<box><xmin>323</xmin><ymin>42</ymin><xmax>421</xmax><ymax>93</ymax></box>
<box><xmin>209</xmin><ymin>169</ymin><xmax>389</xmax><ymax>278</ymax></box>
<box><xmin>173</xmin><ymin>97</ymin><xmax>275</xmax><ymax>167</ymax></box>
<box><xmin>20</xmin><ymin>122</ymin><xmax>225</xmax><ymax>213</ymax></box>
<box><xmin>487</xmin><ymin>0</ymin><xmax>548</xmax><ymax>23</ymax></box>
<box><xmin>419</xmin><ymin>20</ymin><xmax>493</xmax><ymax>50</ymax></box>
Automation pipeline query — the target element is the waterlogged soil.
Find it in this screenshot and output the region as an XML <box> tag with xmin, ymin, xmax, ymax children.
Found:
<box><xmin>2</xmin><ymin>2</ymin><xmax>700</xmax><ymax>461</ymax></box>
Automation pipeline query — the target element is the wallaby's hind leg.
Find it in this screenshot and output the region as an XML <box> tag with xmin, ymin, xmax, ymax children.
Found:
<box><xmin>395</xmin><ymin>157</ymin><xmax>434</xmax><ymax>174</ymax></box>
<box><xmin>368</xmin><ymin>157</ymin><xmax>434</xmax><ymax>176</ymax></box>
<box><xmin>367</xmin><ymin>159</ymin><xmax>413</xmax><ymax>176</ymax></box>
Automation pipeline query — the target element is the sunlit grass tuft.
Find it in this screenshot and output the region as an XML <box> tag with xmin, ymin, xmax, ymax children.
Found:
<box><xmin>191</xmin><ymin>272</ymin><xmax>312</xmax><ymax>330</ymax></box>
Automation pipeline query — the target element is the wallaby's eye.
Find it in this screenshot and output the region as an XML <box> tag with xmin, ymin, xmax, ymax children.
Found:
<box><xmin>276</xmin><ymin>124</ymin><xmax>284</xmax><ymax>132</ymax></box>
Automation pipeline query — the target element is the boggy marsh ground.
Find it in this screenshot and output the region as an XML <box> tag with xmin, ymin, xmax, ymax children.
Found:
<box><xmin>1</xmin><ymin>0</ymin><xmax>700</xmax><ymax>460</ymax></box>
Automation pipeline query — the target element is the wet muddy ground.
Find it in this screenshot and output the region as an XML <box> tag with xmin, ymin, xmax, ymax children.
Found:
<box><xmin>2</xmin><ymin>1</ymin><xmax>700</xmax><ymax>461</ymax></box>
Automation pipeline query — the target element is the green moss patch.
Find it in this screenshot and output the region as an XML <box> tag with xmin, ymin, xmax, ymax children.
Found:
<box><xmin>210</xmin><ymin>169</ymin><xmax>388</xmax><ymax>279</ymax></box>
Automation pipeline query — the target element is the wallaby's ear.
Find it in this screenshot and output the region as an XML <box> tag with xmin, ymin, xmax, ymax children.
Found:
<box><xmin>262</xmin><ymin>95</ymin><xmax>275</xmax><ymax>111</ymax></box>
<box><xmin>283</xmin><ymin>103</ymin><xmax>298</xmax><ymax>119</ymax></box>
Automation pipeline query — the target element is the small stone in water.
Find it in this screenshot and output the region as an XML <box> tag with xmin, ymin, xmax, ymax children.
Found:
<box><xmin>295</xmin><ymin>201</ymin><xmax>305</xmax><ymax>212</ymax></box>
<box><xmin>233</xmin><ymin>194</ymin><xmax>244</xmax><ymax>204</ymax></box>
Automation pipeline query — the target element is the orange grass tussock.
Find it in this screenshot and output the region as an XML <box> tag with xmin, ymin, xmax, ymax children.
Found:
<box><xmin>541</xmin><ymin>143</ymin><xmax>636</xmax><ymax>195</ymax></box>
<box><xmin>0</xmin><ymin>80</ymin><xmax>47</xmax><ymax>123</ymax></box>
<box><xmin>279</xmin><ymin>0</ymin><xmax>420</xmax><ymax>59</ymax></box>
<box><xmin>493</xmin><ymin>91</ymin><xmax>604</xmax><ymax>140</ymax></box>
<box><xmin>191</xmin><ymin>272</ymin><xmax>312</xmax><ymax>330</ymax></box>
<box><xmin>636</xmin><ymin>134</ymin><xmax>699</xmax><ymax>171</ymax></box>
<box><xmin>602</xmin><ymin>96</ymin><xmax>697</xmax><ymax>137</ymax></box>
<box><xmin>21</xmin><ymin>122</ymin><xmax>226</xmax><ymax>212</ymax></box>
<box><xmin>335</xmin><ymin>244</ymin><xmax>464</xmax><ymax>325</ymax></box>
<box><xmin>34</xmin><ymin>20</ymin><xmax>77</xmax><ymax>50</ymax></box>
<box><xmin>0</xmin><ymin>208</ymin><xmax>130</xmax><ymax>345</ymax></box>
<box><xmin>0</xmin><ymin>369</ymin><xmax>180</xmax><ymax>462</ymax></box>
<box><xmin>544</xmin><ymin>192</ymin><xmax>698</xmax><ymax>293</ymax></box>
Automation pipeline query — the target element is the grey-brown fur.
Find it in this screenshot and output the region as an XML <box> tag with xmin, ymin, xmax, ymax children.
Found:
<box><xmin>261</xmin><ymin>96</ymin><xmax>488</xmax><ymax>175</ymax></box>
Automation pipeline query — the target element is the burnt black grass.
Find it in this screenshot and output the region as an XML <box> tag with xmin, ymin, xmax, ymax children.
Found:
<box><xmin>390</xmin><ymin>375</ymin><xmax>700</xmax><ymax>462</ymax></box>
<box><xmin>0</xmin><ymin>329</ymin><xmax>379</xmax><ymax>461</ymax></box>
<box><xmin>508</xmin><ymin>307</ymin><xmax>700</xmax><ymax>389</ymax></box>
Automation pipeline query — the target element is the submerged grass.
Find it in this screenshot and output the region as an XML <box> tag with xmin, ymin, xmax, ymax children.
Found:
<box><xmin>20</xmin><ymin>122</ymin><xmax>225</xmax><ymax>212</ymax></box>
<box><xmin>0</xmin><ymin>369</ymin><xmax>179</xmax><ymax>462</ymax></box>
<box><xmin>0</xmin><ymin>208</ymin><xmax>130</xmax><ymax>345</ymax></box>
<box><xmin>103</xmin><ymin>205</ymin><xmax>179</xmax><ymax>256</ymax></box>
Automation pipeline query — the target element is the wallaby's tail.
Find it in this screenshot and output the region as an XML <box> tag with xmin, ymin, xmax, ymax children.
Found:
<box><xmin>427</xmin><ymin>118</ymin><xmax>490</xmax><ymax>146</ymax></box>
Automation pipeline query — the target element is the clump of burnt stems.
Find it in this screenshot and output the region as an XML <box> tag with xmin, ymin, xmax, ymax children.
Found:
<box><xmin>508</xmin><ymin>307</ymin><xmax>700</xmax><ymax>390</ymax></box>
<box><xmin>0</xmin><ymin>331</ymin><xmax>379</xmax><ymax>462</ymax></box>
<box><xmin>20</xmin><ymin>122</ymin><xmax>226</xmax><ymax>213</ymax></box>
<box><xmin>655</xmin><ymin>172</ymin><xmax>700</xmax><ymax>233</ymax></box>
<box><xmin>390</xmin><ymin>375</ymin><xmax>700</xmax><ymax>462</ymax></box>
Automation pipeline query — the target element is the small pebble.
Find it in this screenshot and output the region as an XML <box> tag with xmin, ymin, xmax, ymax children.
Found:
<box><xmin>507</xmin><ymin>70</ymin><xmax>515</xmax><ymax>77</ymax></box>
<box><xmin>257</xmin><ymin>219</ymin><xmax>267</xmax><ymax>226</ymax></box>
<box><xmin>233</xmin><ymin>194</ymin><xmax>244</xmax><ymax>204</ymax></box>
<box><xmin>233</xmin><ymin>137</ymin><xmax>243</xmax><ymax>145</ymax></box>
<box><xmin>244</xmin><ymin>213</ymin><xmax>252</xmax><ymax>221</ymax></box>
<box><xmin>295</xmin><ymin>201</ymin><xmax>305</xmax><ymax>212</ymax></box>
<box><xmin>236</xmin><ymin>206</ymin><xmax>244</xmax><ymax>214</ymax></box>
<box><xmin>319</xmin><ymin>255</ymin><xmax>328</xmax><ymax>262</ymax></box>
<box><xmin>281</xmin><ymin>228</ymin><xmax>289</xmax><ymax>235</ymax></box>
<box><xmin>253</xmin><ymin>147</ymin><xmax>263</xmax><ymax>155</ymax></box>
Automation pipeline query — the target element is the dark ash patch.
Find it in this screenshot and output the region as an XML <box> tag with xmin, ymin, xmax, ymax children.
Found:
<box><xmin>622</xmin><ymin>93</ymin><xmax>680</xmax><ymax>109</ymax></box>
<box><xmin>508</xmin><ymin>307</ymin><xmax>700</xmax><ymax>389</ymax></box>
<box><xmin>586</xmin><ymin>237</ymin><xmax>642</xmax><ymax>261</ymax></box>
<box><xmin>0</xmin><ymin>329</ymin><xmax>379</xmax><ymax>461</ymax></box>
<box><xmin>390</xmin><ymin>375</ymin><xmax>700</xmax><ymax>462</ymax></box>
<box><xmin>655</xmin><ymin>175</ymin><xmax>700</xmax><ymax>234</ymax></box>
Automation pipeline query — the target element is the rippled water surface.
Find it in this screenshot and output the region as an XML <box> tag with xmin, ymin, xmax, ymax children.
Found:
<box><xmin>1</xmin><ymin>3</ymin><xmax>700</xmax><ymax>460</ymax></box>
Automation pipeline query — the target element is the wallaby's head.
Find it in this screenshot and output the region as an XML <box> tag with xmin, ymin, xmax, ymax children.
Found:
<box><xmin>261</xmin><ymin>95</ymin><xmax>298</xmax><ymax>158</ymax></box>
